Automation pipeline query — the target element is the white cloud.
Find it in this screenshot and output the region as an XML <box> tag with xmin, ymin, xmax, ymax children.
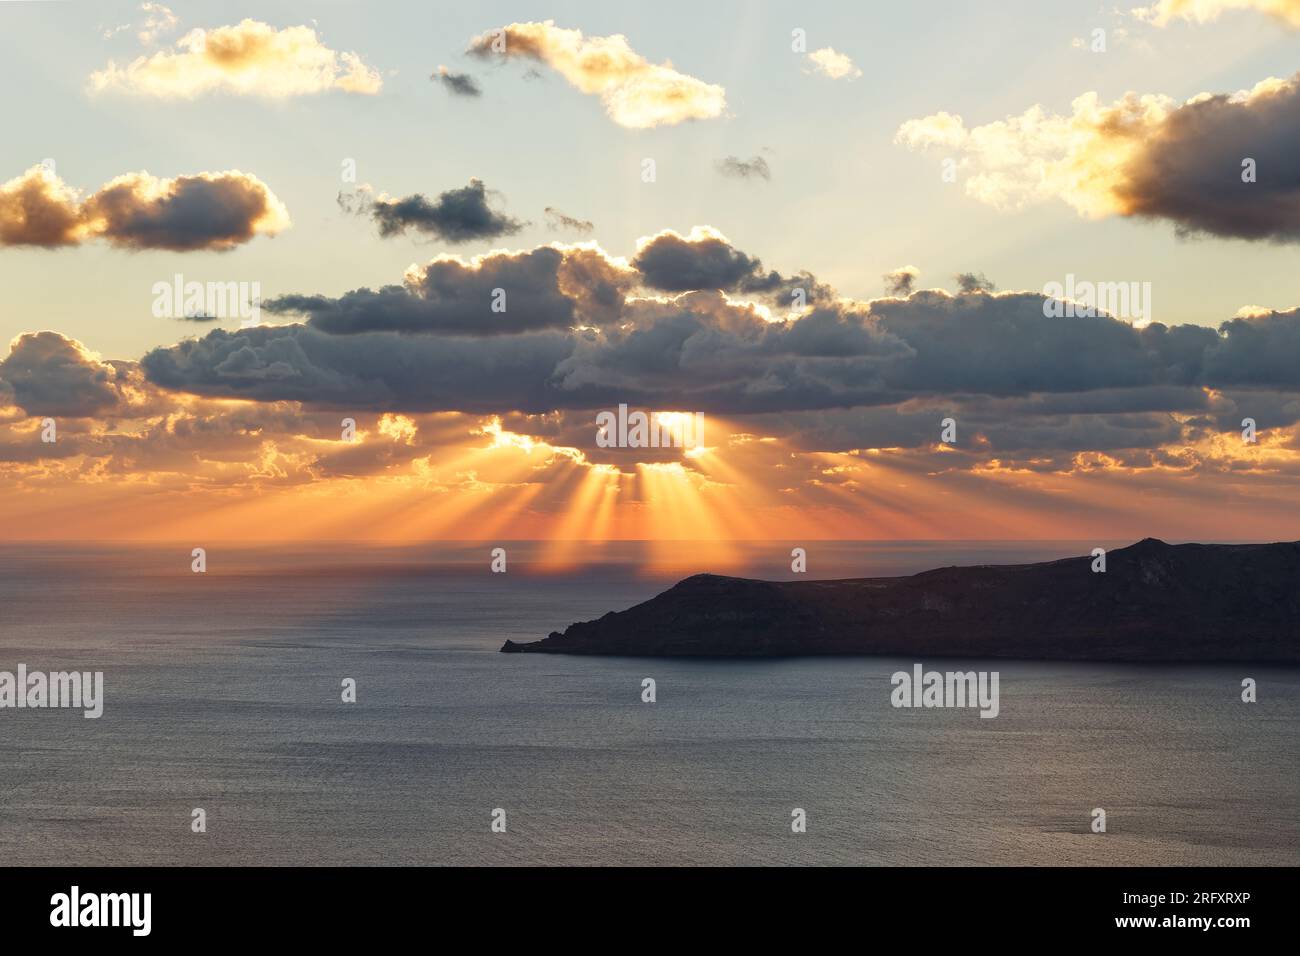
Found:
<box><xmin>89</xmin><ymin>19</ymin><xmax>382</xmax><ymax>98</ymax></box>
<box><xmin>468</xmin><ymin>21</ymin><xmax>725</xmax><ymax>128</ymax></box>
<box><xmin>806</xmin><ymin>47</ymin><xmax>861</xmax><ymax>80</ymax></box>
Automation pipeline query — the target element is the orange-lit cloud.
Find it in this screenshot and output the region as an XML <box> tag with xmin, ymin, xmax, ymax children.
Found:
<box><xmin>89</xmin><ymin>19</ymin><xmax>382</xmax><ymax>98</ymax></box>
<box><xmin>467</xmin><ymin>21</ymin><xmax>725</xmax><ymax>128</ymax></box>
<box><xmin>0</xmin><ymin>165</ymin><xmax>289</xmax><ymax>250</ymax></box>
<box><xmin>0</xmin><ymin>166</ymin><xmax>86</xmax><ymax>247</ymax></box>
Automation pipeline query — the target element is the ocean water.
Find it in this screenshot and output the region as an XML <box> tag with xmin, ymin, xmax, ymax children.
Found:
<box><xmin>0</xmin><ymin>541</ymin><xmax>1296</xmax><ymax>866</ymax></box>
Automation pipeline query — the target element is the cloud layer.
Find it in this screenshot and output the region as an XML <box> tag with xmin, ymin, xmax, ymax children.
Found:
<box><xmin>6</xmin><ymin>229</ymin><xmax>1300</xmax><ymax>542</ymax></box>
<box><xmin>127</xmin><ymin>231</ymin><xmax>1300</xmax><ymax>426</ymax></box>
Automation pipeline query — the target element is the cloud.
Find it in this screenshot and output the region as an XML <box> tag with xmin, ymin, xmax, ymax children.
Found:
<box><xmin>265</xmin><ymin>244</ymin><xmax>636</xmax><ymax>335</ymax></box>
<box><xmin>143</xmin><ymin>293</ymin><xmax>909</xmax><ymax>415</ymax></box>
<box><xmin>715</xmin><ymin>156</ymin><xmax>771</xmax><ymax>181</ymax></box>
<box><xmin>897</xmin><ymin>70</ymin><xmax>1300</xmax><ymax>241</ymax></box>
<box><xmin>883</xmin><ymin>266</ymin><xmax>920</xmax><ymax>296</ymax></box>
<box><xmin>467</xmin><ymin>20</ymin><xmax>725</xmax><ymax>128</ymax></box>
<box><xmin>740</xmin><ymin>396</ymin><xmax>1198</xmax><ymax>458</ymax></box>
<box><xmin>632</xmin><ymin>227</ymin><xmax>765</xmax><ymax>292</ymax></box>
<box><xmin>89</xmin><ymin>19</ymin><xmax>382</xmax><ymax>98</ymax></box>
<box><xmin>955</xmin><ymin>272</ymin><xmax>996</xmax><ymax>293</ymax></box>
<box><xmin>1196</xmin><ymin>308</ymin><xmax>1300</xmax><ymax>387</ymax></box>
<box><xmin>1133</xmin><ymin>0</ymin><xmax>1300</xmax><ymax>27</ymax></box>
<box><xmin>0</xmin><ymin>167</ymin><xmax>85</xmax><ymax>248</ymax></box>
<box><xmin>144</xmin><ymin>282</ymin><xmax>1300</xmax><ymax>426</ymax></box>
<box><xmin>136</xmin><ymin>3</ymin><xmax>178</xmax><ymax>45</ymax></box>
<box><xmin>433</xmin><ymin>65</ymin><xmax>481</xmax><ymax>97</ymax></box>
<box><xmin>806</xmin><ymin>47</ymin><xmax>862</xmax><ymax>80</ymax></box>
<box><xmin>631</xmin><ymin>227</ymin><xmax>829</xmax><ymax>304</ymax></box>
<box><xmin>342</xmin><ymin>179</ymin><xmax>524</xmax><ymax>242</ymax></box>
<box><xmin>135</xmin><ymin>231</ymin><xmax>1300</xmax><ymax>421</ymax></box>
<box><xmin>8</xmin><ymin>234</ymin><xmax>1300</xmax><ymax>538</ymax></box>
<box><xmin>85</xmin><ymin>171</ymin><xmax>291</xmax><ymax>251</ymax></box>
<box><xmin>0</xmin><ymin>333</ymin><xmax>128</xmax><ymax>417</ymax></box>
<box><xmin>141</xmin><ymin>324</ymin><xmax>579</xmax><ymax>413</ymax></box>
<box><xmin>1116</xmin><ymin>76</ymin><xmax>1300</xmax><ymax>240</ymax></box>
<box><xmin>0</xmin><ymin>165</ymin><xmax>289</xmax><ymax>251</ymax></box>
<box><xmin>544</xmin><ymin>207</ymin><xmax>594</xmax><ymax>234</ymax></box>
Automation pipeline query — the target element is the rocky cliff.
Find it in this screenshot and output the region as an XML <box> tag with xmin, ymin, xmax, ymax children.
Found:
<box><xmin>501</xmin><ymin>539</ymin><xmax>1300</xmax><ymax>661</ymax></box>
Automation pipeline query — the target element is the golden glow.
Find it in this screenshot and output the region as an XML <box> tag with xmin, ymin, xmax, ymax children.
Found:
<box><xmin>89</xmin><ymin>19</ymin><xmax>383</xmax><ymax>99</ymax></box>
<box><xmin>3</xmin><ymin>403</ymin><xmax>1300</xmax><ymax>545</ymax></box>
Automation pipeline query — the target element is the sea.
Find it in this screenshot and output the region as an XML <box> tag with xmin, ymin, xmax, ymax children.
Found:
<box><xmin>1</xmin><ymin>540</ymin><xmax>1296</xmax><ymax>866</ymax></box>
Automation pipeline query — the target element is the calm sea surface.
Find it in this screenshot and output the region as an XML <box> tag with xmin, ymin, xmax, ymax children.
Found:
<box><xmin>1</xmin><ymin>541</ymin><xmax>1296</xmax><ymax>866</ymax></box>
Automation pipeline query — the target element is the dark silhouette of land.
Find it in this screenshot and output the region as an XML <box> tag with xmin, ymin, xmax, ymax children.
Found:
<box><xmin>501</xmin><ymin>539</ymin><xmax>1300</xmax><ymax>661</ymax></box>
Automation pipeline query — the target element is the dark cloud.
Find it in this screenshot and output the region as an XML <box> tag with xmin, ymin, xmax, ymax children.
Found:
<box><xmin>86</xmin><ymin>172</ymin><xmax>288</xmax><ymax>251</ymax></box>
<box><xmin>346</xmin><ymin>179</ymin><xmax>525</xmax><ymax>242</ymax></box>
<box><xmin>546</xmin><ymin>294</ymin><xmax>911</xmax><ymax>413</ymax></box>
<box><xmin>632</xmin><ymin>228</ymin><xmax>831</xmax><ymax>305</ymax></box>
<box><xmin>1201</xmin><ymin>388</ymin><xmax>1300</xmax><ymax>432</ymax></box>
<box><xmin>715</xmin><ymin>156</ymin><xmax>771</xmax><ymax>181</ymax></box>
<box><xmin>1117</xmin><ymin>74</ymin><xmax>1300</xmax><ymax>242</ymax></box>
<box><xmin>1196</xmin><ymin>308</ymin><xmax>1300</xmax><ymax>387</ymax></box>
<box><xmin>871</xmin><ymin>291</ymin><xmax>1159</xmax><ymax>395</ymax></box>
<box><xmin>141</xmin><ymin>324</ymin><xmax>579</xmax><ymax>413</ymax></box>
<box><xmin>138</xmin><ymin>289</ymin><xmax>1300</xmax><ymax>434</ymax></box>
<box><xmin>96</xmin><ymin>233</ymin><xmax>1300</xmax><ymax>451</ymax></box>
<box><xmin>955</xmin><ymin>272</ymin><xmax>995</xmax><ymax>293</ymax></box>
<box><xmin>544</xmin><ymin>206</ymin><xmax>594</xmax><ymax>234</ymax></box>
<box><xmin>883</xmin><ymin>266</ymin><xmax>919</xmax><ymax>296</ymax></box>
<box><xmin>432</xmin><ymin>65</ymin><xmax>481</xmax><ymax>97</ymax></box>
<box><xmin>869</xmin><ymin>298</ymin><xmax>1298</xmax><ymax>397</ymax></box>
<box><xmin>0</xmin><ymin>332</ymin><xmax>125</xmax><ymax>416</ymax></box>
<box><xmin>0</xmin><ymin>166</ymin><xmax>288</xmax><ymax>251</ymax></box>
<box><xmin>143</xmin><ymin>295</ymin><xmax>908</xmax><ymax>415</ymax></box>
<box><xmin>633</xmin><ymin>229</ymin><xmax>761</xmax><ymax>291</ymax></box>
<box><xmin>264</xmin><ymin>245</ymin><xmax>635</xmax><ymax>335</ymax></box>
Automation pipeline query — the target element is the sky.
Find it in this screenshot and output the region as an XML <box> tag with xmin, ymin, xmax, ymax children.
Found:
<box><xmin>1</xmin><ymin>0</ymin><xmax>1299</xmax><ymax>548</ymax></box>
